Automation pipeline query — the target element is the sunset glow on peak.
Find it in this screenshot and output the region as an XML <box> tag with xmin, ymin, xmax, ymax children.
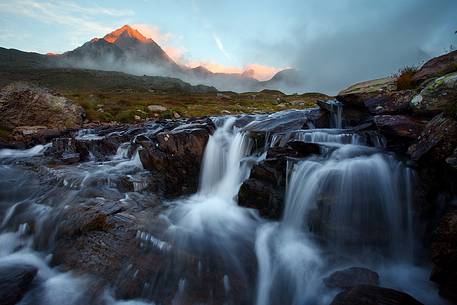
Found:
<box><xmin>103</xmin><ymin>24</ymin><xmax>149</xmax><ymax>44</ymax></box>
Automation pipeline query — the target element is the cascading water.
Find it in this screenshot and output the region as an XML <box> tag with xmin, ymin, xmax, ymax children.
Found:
<box><xmin>0</xmin><ymin>110</ymin><xmax>449</xmax><ymax>305</ymax></box>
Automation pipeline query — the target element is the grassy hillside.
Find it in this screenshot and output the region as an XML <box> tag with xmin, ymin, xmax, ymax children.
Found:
<box><xmin>0</xmin><ymin>67</ymin><xmax>329</xmax><ymax>123</ymax></box>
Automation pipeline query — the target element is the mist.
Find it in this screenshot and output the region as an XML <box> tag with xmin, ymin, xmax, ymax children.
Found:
<box><xmin>249</xmin><ymin>0</ymin><xmax>457</xmax><ymax>95</ymax></box>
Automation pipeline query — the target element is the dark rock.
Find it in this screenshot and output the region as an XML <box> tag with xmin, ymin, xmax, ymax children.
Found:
<box><xmin>0</xmin><ymin>263</ymin><xmax>38</xmax><ymax>305</ymax></box>
<box><xmin>430</xmin><ymin>210</ymin><xmax>457</xmax><ymax>302</ymax></box>
<box><xmin>329</xmin><ymin>285</ymin><xmax>423</xmax><ymax>305</ymax></box>
<box><xmin>243</xmin><ymin>110</ymin><xmax>309</xmax><ymax>134</ymax></box>
<box><xmin>374</xmin><ymin>115</ymin><xmax>425</xmax><ymax>139</ymax></box>
<box><xmin>238</xmin><ymin>158</ymin><xmax>287</xmax><ymax>219</ymax></box>
<box><xmin>446</xmin><ymin>148</ymin><xmax>457</xmax><ymax>169</ymax></box>
<box><xmin>286</xmin><ymin>141</ymin><xmax>321</xmax><ymax>156</ymax></box>
<box><xmin>412</xmin><ymin>50</ymin><xmax>457</xmax><ymax>85</ymax></box>
<box><xmin>407</xmin><ymin>113</ymin><xmax>457</xmax><ymax>163</ymax></box>
<box><xmin>52</xmin><ymin>199</ymin><xmax>254</xmax><ymax>305</ymax></box>
<box><xmin>364</xmin><ymin>90</ymin><xmax>416</xmax><ymax>115</ymax></box>
<box><xmin>323</xmin><ymin>267</ymin><xmax>379</xmax><ymax>290</ymax></box>
<box><xmin>75</xmin><ymin>134</ymin><xmax>128</xmax><ymax>161</ymax></box>
<box><xmin>410</xmin><ymin>72</ymin><xmax>457</xmax><ymax>116</ymax></box>
<box><xmin>139</xmin><ymin>126</ymin><xmax>211</xmax><ymax>196</ymax></box>
<box><xmin>61</xmin><ymin>152</ymin><xmax>81</xmax><ymax>164</ymax></box>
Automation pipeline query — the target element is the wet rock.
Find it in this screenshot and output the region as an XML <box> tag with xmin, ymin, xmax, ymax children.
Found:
<box><xmin>446</xmin><ymin>148</ymin><xmax>457</xmax><ymax>169</ymax></box>
<box><xmin>75</xmin><ymin>134</ymin><xmax>129</xmax><ymax>161</ymax></box>
<box><xmin>61</xmin><ymin>152</ymin><xmax>81</xmax><ymax>164</ymax></box>
<box><xmin>238</xmin><ymin>158</ymin><xmax>287</xmax><ymax>218</ymax></box>
<box><xmin>139</xmin><ymin>125</ymin><xmax>213</xmax><ymax>196</ymax></box>
<box><xmin>238</xmin><ymin>142</ymin><xmax>321</xmax><ymax>219</ymax></box>
<box><xmin>329</xmin><ymin>285</ymin><xmax>423</xmax><ymax>305</ymax></box>
<box><xmin>243</xmin><ymin>110</ymin><xmax>309</xmax><ymax>134</ymax></box>
<box><xmin>52</xmin><ymin>200</ymin><xmax>253</xmax><ymax>305</ymax></box>
<box><xmin>374</xmin><ymin>115</ymin><xmax>425</xmax><ymax>139</ymax></box>
<box><xmin>410</xmin><ymin>72</ymin><xmax>457</xmax><ymax>116</ymax></box>
<box><xmin>412</xmin><ymin>49</ymin><xmax>457</xmax><ymax>85</ymax></box>
<box><xmin>430</xmin><ymin>210</ymin><xmax>457</xmax><ymax>302</ymax></box>
<box><xmin>0</xmin><ymin>82</ymin><xmax>85</xmax><ymax>130</ymax></box>
<box><xmin>0</xmin><ymin>263</ymin><xmax>38</xmax><ymax>305</ymax></box>
<box><xmin>323</xmin><ymin>267</ymin><xmax>379</xmax><ymax>290</ymax></box>
<box><xmin>407</xmin><ymin>113</ymin><xmax>457</xmax><ymax>163</ymax></box>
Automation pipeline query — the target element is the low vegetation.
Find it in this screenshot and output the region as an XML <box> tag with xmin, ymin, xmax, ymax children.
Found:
<box><xmin>395</xmin><ymin>66</ymin><xmax>418</xmax><ymax>90</ymax></box>
<box><xmin>0</xmin><ymin>67</ymin><xmax>328</xmax><ymax>124</ymax></box>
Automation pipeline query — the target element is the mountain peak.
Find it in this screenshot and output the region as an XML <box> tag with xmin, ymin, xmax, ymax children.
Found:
<box><xmin>103</xmin><ymin>25</ymin><xmax>149</xmax><ymax>43</ymax></box>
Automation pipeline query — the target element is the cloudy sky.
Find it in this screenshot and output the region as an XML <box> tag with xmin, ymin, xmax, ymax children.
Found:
<box><xmin>0</xmin><ymin>0</ymin><xmax>456</xmax><ymax>93</ymax></box>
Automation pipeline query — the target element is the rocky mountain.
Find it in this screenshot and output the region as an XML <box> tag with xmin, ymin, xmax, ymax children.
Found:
<box><xmin>62</xmin><ymin>25</ymin><xmax>180</xmax><ymax>72</ymax></box>
<box><xmin>0</xmin><ymin>25</ymin><xmax>293</xmax><ymax>92</ymax></box>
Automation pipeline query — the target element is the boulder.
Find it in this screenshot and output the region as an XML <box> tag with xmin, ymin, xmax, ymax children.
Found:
<box><xmin>407</xmin><ymin>113</ymin><xmax>457</xmax><ymax>163</ymax></box>
<box><xmin>238</xmin><ymin>158</ymin><xmax>287</xmax><ymax>219</ymax></box>
<box><xmin>412</xmin><ymin>50</ymin><xmax>457</xmax><ymax>85</ymax></box>
<box><xmin>323</xmin><ymin>267</ymin><xmax>379</xmax><ymax>290</ymax></box>
<box><xmin>430</xmin><ymin>210</ymin><xmax>457</xmax><ymax>302</ymax></box>
<box><xmin>0</xmin><ymin>82</ymin><xmax>85</xmax><ymax>130</ymax></box>
<box><xmin>373</xmin><ymin>115</ymin><xmax>425</xmax><ymax>139</ymax></box>
<box><xmin>139</xmin><ymin>124</ymin><xmax>213</xmax><ymax>196</ymax></box>
<box><xmin>0</xmin><ymin>263</ymin><xmax>38</xmax><ymax>305</ymax></box>
<box><xmin>147</xmin><ymin>105</ymin><xmax>167</xmax><ymax>112</ymax></box>
<box><xmin>238</xmin><ymin>142</ymin><xmax>321</xmax><ymax>219</ymax></box>
<box><xmin>329</xmin><ymin>285</ymin><xmax>423</xmax><ymax>305</ymax></box>
<box><xmin>336</xmin><ymin>77</ymin><xmax>397</xmax><ymax>108</ymax></box>
<box><xmin>410</xmin><ymin>72</ymin><xmax>457</xmax><ymax>116</ymax></box>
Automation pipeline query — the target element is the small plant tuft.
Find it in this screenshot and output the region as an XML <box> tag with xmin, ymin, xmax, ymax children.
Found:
<box><xmin>395</xmin><ymin>66</ymin><xmax>418</xmax><ymax>90</ymax></box>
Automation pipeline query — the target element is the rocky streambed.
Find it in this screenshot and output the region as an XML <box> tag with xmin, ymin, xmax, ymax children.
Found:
<box><xmin>1</xmin><ymin>50</ymin><xmax>457</xmax><ymax>305</ymax></box>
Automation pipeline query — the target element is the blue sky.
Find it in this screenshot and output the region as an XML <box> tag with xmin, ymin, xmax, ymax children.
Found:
<box><xmin>0</xmin><ymin>0</ymin><xmax>456</xmax><ymax>93</ymax></box>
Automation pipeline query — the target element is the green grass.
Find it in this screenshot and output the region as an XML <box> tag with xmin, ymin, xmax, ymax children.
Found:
<box><xmin>0</xmin><ymin>67</ymin><xmax>329</xmax><ymax>124</ymax></box>
<box><xmin>63</xmin><ymin>89</ymin><xmax>328</xmax><ymax>123</ymax></box>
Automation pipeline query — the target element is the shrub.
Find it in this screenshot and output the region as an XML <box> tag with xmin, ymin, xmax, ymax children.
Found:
<box><xmin>395</xmin><ymin>66</ymin><xmax>418</xmax><ymax>90</ymax></box>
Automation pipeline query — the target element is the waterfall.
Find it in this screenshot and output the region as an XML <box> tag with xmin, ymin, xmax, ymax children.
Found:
<box><xmin>198</xmin><ymin>117</ymin><xmax>254</xmax><ymax>198</ymax></box>
<box><xmin>255</xmin><ymin>115</ymin><xmax>416</xmax><ymax>305</ymax></box>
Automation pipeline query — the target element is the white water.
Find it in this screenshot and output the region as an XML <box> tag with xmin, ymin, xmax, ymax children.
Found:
<box><xmin>0</xmin><ymin>111</ymin><xmax>449</xmax><ymax>305</ymax></box>
<box><xmin>0</xmin><ymin>144</ymin><xmax>50</xmax><ymax>158</ymax></box>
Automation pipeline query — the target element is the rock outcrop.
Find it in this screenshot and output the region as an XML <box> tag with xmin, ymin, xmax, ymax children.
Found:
<box><xmin>0</xmin><ymin>82</ymin><xmax>85</xmax><ymax>148</ymax></box>
<box><xmin>0</xmin><ymin>264</ymin><xmax>38</xmax><ymax>305</ymax></box>
<box><xmin>329</xmin><ymin>285</ymin><xmax>423</xmax><ymax>305</ymax></box>
<box><xmin>412</xmin><ymin>49</ymin><xmax>457</xmax><ymax>85</ymax></box>
<box><xmin>410</xmin><ymin>72</ymin><xmax>457</xmax><ymax>116</ymax></box>
<box><xmin>139</xmin><ymin>119</ymin><xmax>215</xmax><ymax>196</ymax></box>
<box><xmin>323</xmin><ymin>267</ymin><xmax>379</xmax><ymax>290</ymax></box>
<box><xmin>238</xmin><ymin>142</ymin><xmax>321</xmax><ymax>219</ymax></box>
<box><xmin>0</xmin><ymin>82</ymin><xmax>85</xmax><ymax>130</ymax></box>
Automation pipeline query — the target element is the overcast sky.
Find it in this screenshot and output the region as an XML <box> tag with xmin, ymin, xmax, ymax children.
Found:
<box><xmin>0</xmin><ymin>0</ymin><xmax>456</xmax><ymax>94</ymax></box>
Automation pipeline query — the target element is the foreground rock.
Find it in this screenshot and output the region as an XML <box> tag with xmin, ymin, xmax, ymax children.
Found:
<box><xmin>0</xmin><ymin>264</ymin><xmax>38</xmax><ymax>305</ymax></box>
<box><xmin>329</xmin><ymin>285</ymin><xmax>423</xmax><ymax>305</ymax></box>
<box><xmin>238</xmin><ymin>142</ymin><xmax>321</xmax><ymax>218</ymax></box>
<box><xmin>407</xmin><ymin>113</ymin><xmax>457</xmax><ymax>163</ymax></box>
<box><xmin>139</xmin><ymin>119</ymin><xmax>215</xmax><ymax>196</ymax></box>
<box><xmin>431</xmin><ymin>210</ymin><xmax>457</xmax><ymax>302</ymax></box>
<box><xmin>52</xmin><ymin>198</ymin><xmax>254</xmax><ymax>304</ymax></box>
<box><xmin>323</xmin><ymin>267</ymin><xmax>379</xmax><ymax>290</ymax></box>
<box><xmin>0</xmin><ymin>82</ymin><xmax>85</xmax><ymax>130</ymax></box>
